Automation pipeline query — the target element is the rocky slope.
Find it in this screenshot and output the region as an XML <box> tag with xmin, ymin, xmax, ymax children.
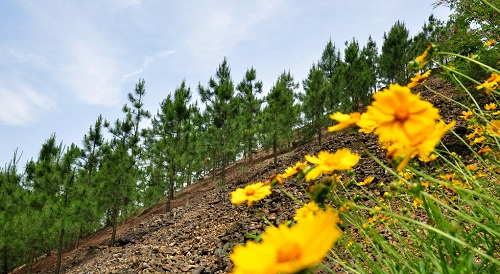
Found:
<box><xmin>12</xmin><ymin>74</ymin><xmax>470</xmax><ymax>274</ymax></box>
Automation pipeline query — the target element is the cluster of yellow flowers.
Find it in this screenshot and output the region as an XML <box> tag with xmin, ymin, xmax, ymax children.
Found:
<box><xmin>329</xmin><ymin>82</ymin><xmax>455</xmax><ymax>170</ymax></box>
<box><xmin>230</xmin><ymin>207</ymin><xmax>341</xmax><ymax>274</ymax></box>
<box><xmin>227</xmin><ymin>43</ymin><xmax>494</xmax><ymax>273</ymax></box>
<box><xmin>229</xmin><ymin>149</ymin><xmax>359</xmax><ymax>273</ymax></box>
<box><xmin>462</xmin><ymin>102</ymin><xmax>500</xmax><ymax>157</ymax></box>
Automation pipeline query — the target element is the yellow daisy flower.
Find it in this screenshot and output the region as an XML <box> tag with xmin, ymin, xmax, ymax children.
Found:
<box><xmin>357</xmin><ymin>175</ymin><xmax>375</xmax><ymax>186</ymax></box>
<box><xmin>485</xmin><ymin>103</ymin><xmax>497</xmax><ymax>110</ymax></box>
<box><xmin>328</xmin><ymin>112</ymin><xmax>361</xmax><ymax>132</ymax></box>
<box><xmin>485</xmin><ymin>40</ymin><xmax>497</xmax><ymax>46</ymax></box>
<box><xmin>366</xmin><ymin>84</ymin><xmax>440</xmax><ymax>146</ymax></box>
<box><xmin>281</xmin><ymin>161</ymin><xmax>307</xmax><ymax>179</ymax></box>
<box><xmin>293</xmin><ymin>201</ymin><xmax>320</xmax><ymax>221</ymax></box>
<box><xmin>230</xmin><ymin>208</ymin><xmax>341</xmax><ymax>274</ymax></box>
<box><xmin>407</xmin><ymin>70</ymin><xmax>431</xmax><ymax>88</ymax></box>
<box><xmin>477</xmin><ymin>73</ymin><xmax>500</xmax><ymax>95</ymax></box>
<box><xmin>231</xmin><ymin>182</ymin><xmax>272</xmax><ymax>206</ymax></box>
<box><xmin>304</xmin><ymin>149</ymin><xmax>360</xmax><ymax>181</ymax></box>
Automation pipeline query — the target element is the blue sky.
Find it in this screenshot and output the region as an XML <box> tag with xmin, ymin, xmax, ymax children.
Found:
<box><xmin>0</xmin><ymin>0</ymin><xmax>450</xmax><ymax>167</ymax></box>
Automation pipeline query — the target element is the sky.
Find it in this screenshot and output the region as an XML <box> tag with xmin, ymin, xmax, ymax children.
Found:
<box><xmin>0</xmin><ymin>0</ymin><xmax>451</xmax><ymax>168</ymax></box>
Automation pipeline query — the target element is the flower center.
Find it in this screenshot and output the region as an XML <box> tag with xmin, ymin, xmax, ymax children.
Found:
<box><xmin>395</xmin><ymin>108</ymin><xmax>409</xmax><ymax>121</ymax></box>
<box><xmin>277</xmin><ymin>243</ymin><xmax>302</xmax><ymax>263</ymax></box>
<box><xmin>245</xmin><ymin>188</ymin><xmax>256</xmax><ymax>196</ymax></box>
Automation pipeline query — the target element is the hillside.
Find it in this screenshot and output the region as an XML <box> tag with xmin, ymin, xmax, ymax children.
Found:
<box><xmin>12</xmin><ymin>74</ymin><xmax>470</xmax><ymax>274</ymax></box>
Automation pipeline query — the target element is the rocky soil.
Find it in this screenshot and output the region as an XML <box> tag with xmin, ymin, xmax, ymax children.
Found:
<box><xmin>11</xmin><ymin>74</ymin><xmax>473</xmax><ymax>274</ymax></box>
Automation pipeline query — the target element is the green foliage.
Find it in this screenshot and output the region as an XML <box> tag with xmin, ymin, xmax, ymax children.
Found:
<box><xmin>300</xmin><ymin>63</ymin><xmax>328</xmax><ymax>144</ymax></box>
<box><xmin>436</xmin><ymin>0</ymin><xmax>500</xmax><ymax>55</ymax></box>
<box><xmin>262</xmin><ymin>70</ymin><xmax>300</xmax><ymax>168</ymax></box>
<box><xmin>343</xmin><ymin>37</ymin><xmax>376</xmax><ymax>110</ymax></box>
<box><xmin>148</xmin><ymin>80</ymin><xmax>194</xmax><ymax>211</ymax></box>
<box><xmin>199</xmin><ymin>57</ymin><xmax>239</xmax><ymax>184</ymax></box>
<box><xmin>236</xmin><ymin>67</ymin><xmax>263</xmax><ymax>164</ymax></box>
<box><xmin>319</xmin><ymin>39</ymin><xmax>345</xmax><ymax>113</ymax></box>
<box><xmin>379</xmin><ymin>20</ymin><xmax>411</xmax><ymax>86</ymax></box>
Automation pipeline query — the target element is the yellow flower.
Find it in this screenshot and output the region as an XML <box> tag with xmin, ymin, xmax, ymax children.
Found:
<box><xmin>485</xmin><ymin>103</ymin><xmax>497</xmax><ymax>110</ymax></box>
<box><xmin>231</xmin><ymin>182</ymin><xmax>272</xmax><ymax>206</ymax></box>
<box><xmin>269</xmin><ymin>174</ymin><xmax>285</xmax><ymax>185</ymax></box>
<box><xmin>477</xmin><ymin>73</ymin><xmax>500</xmax><ymax>95</ymax></box>
<box><xmin>478</xmin><ymin>145</ymin><xmax>493</xmax><ymax>155</ymax></box>
<box><xmin>328</xmin><ymin>112</ymin><xmax>361</xmax><ymax>132</ymax></box>
<box><xmin>282</xmin><ymin>161</ymin><xmax>307</xmax><ymax>179</ymax></box>
<box><xmin>488</xmin><ymin>120</ymin><xmax>500</xmax><ymax>136</ymax></box>
<box><xmin>366</xmin><ymin>84</ymin><xmax>440</xmax><ymax>146</ymax></box>
<box><xmin>357</xmin><ymin>175</ymin><xmax>374</xmax><ymax>186</ymax></box>
<box><xmin>293</xmin><ymin>201</ymin><xmax>319</xmax><ymax>221</ymax></box>
<box><xmin>390</xmin><ymin>120</ymin><xmax>455</xmax><ymax>170</ymax></box>
<box><xmin>230</xmin><ymin>208</ymin><xmax>341</xmax><ymax>274</ymax></box>
<box><xmin>460</xmin><ymin>110</ymin><xmax>474</xmax><ymax>121</ymax></box>
<box><xmin>466</xmin><ymin>164</ymin><xmax>479</xmax><ymax>171</ymax></box>
<box><xmin>413</xmin><ymin>198</ymin><xmax>423</xmax><ymax>209</ymax></box>
<box><xmin>485</xmin><ymin>40</ymin><xmax>497</xmax><ymax>46</ymax></box>
<box><xmin>304</xmin><ymin>149</ymin><xmax>360</xmax><ymax>181</ymax></box>
<box><xmin>356</xmin><ymin>112</ymin><xmax>379</xmax><ymax>133</ymax></box>
<box><xmin>407</xmin><ymin>70</ymin><xmax>431</xmax><ymax>88</ymax></box>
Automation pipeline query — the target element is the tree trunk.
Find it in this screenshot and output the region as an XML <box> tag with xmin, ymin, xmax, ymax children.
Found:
<box><xmin>2</xmin><ymin>245</ymin><xmax>9</xmax><ymax>274</ymax></box>
<box><xmin>55</xmin><ymin>224</ymin><xmax>65</xmax><ymax>274</ymax></box>
<box><xmin>273</xmin><ymin>136</ymin><xmax>277</xmax><ymax>172</ymax></box>
<box><xmin>75</xmin><ymin>224</ymin><xmax>82</xmax><ymax>249</ymax></box>
<box><xmin>318</xmin><ymin>126</ymin><xmax>322</xmax><ymax>146</ymax></box>
<box><xmin>27</xmin><ymin>241</ymin><xmax>36</xmax><ymax>274</ymax></box>
<box><xmin>248</xmin><ymin>137</ymin><xmax>253</xmax><ymax>165</ymax></box>
<box><xmin>166</xmin><ymin>176</ymin><xmax>174</xmax><ymax>212</ymax></box>
<box><xmin>110</xmin><ymin>207</ymin><xmax>118</xmax><ymax>246</ymax></box>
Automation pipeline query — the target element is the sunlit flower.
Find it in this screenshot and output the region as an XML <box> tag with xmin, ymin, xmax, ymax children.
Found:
<box><xmin>293</xmin><ymin>201</ymin><xmax>320</xmax><ymax>221</ymax></box>
<box><xmin>477</xmin><ymin>73</ymin><xmax>500</xmax><ymax>95</ymax></box>
<box><xmin>478</xmin><ymin>146</ymin><xmax>493</xmax><ymax>155</ymax></box>
<box><xmin>328</xmin><ymin>112</ymin><xmax>361</xmax><ymax>132</ymax></box>
<box><xmin>389</xmin><ymin>120</ymin><xmax>456</xmax><ymax>170</ymax></box>
<box><xmin>230</xmin><ymin>208</ymin><xmax>341</xmax><ymax>274</ymax></box>
<box><xmin>357</xmin><ymin>175</ymin><xmax>375</xmax><ymax>186</ymax></box>
<box><xmin>407</xmin><ymin>70</ymin><xmax>431</xmax><ymax>88</ymax></box>
<box><xmin>413</xmin><ymin>198</ymin><xmax>423</xmax><ymax>209</ymax></box>
<box><xmin>231</xmin><ymin>182</ymin><xmax>272</xmax><ymax>206</ymax></box>
<box><xmin>460</xmin><ymin>110</ymin><xmax>474</xmax><ymax>121</ymax></box>
<box><xmin>304</xmin><ymin>149</ymin><xmax>360</xmax><ymax>181</ymax></box>
<box><xmin>485</xmin><ymin>103</ymin><xmax>497</xmax><ymax>110</ymax></box>
<box><xmin>356</xmin><ymin>112</ymin><xmax>379</xmax><ymax>133</ymax></box>
<box><xmin>487</xmin><ymin>120</ymin><xmax>500</xmax><ymax>136</ymax></box>
<box><xmin>466</xmin><ymin>164</ymin><xmax>479</xmax><ymax>171</ymax></box>
<box><xmin>366</xmin><ymin>84</ymin><xmax>440</xmax><ymax>146</ymax></box>
<box><xmin>269</xmin><ymin>174</ymin><xmax>285</xmax><ymax>185</ymax></box>
<box><xmin>282</xmin><ymin>161</ymin><xmax>308</xmax><ymax>179</ymax></box>
<box><xmin>485</xmin><ymin>40</ymin><xmax>497</xmax><ymax>47</ymax></box>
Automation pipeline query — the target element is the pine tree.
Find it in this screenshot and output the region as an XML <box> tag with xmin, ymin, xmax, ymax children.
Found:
<box><xmin>361</xmin><ymin>36</ymin><xmax>379</xmax><ymax>94</ymax></box>
<box><xmin>0</xmin><ymin>151</ymin><xmax>25</xmax><ymax>273</ymax></box>
<box><xmin>379</xmin><ymin>20</ymin><xmax>411</xmax><ymax>86</ymax></box>
<box><xmin>262</xmin><ymin>70</ymin><xmax>300</xmax><ymax>170</ymax></box>
<box><xmin>300</xmin><ymin>63</ymin><xmax>327</xmax><ymax>145</ymax></box>
<box><xmin>319</xmin><ymin>39</ymin><xmax>345</xmax><ymax>114</ymax></box>
<box><xmin>100</xmin><ymin>79</ymin><xmax>150</xmax><ymax>246</ymax></box>
<box><xmin>236</xmin><ymin>67</ymin><xmax>263</xmax><ymax>164</ymax></box>
<box><xmin>198</xmin><ymin>57</ymin><xmax>237</xmax><ymax>184</ymax></box>
<box><xmin>149</xmin><ymin>80</ymin><xmax>193</xmax><ymax>212</ymax></box>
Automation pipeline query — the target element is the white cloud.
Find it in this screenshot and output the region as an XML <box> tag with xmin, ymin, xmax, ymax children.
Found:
<box><xmin>123</xmin><ymin>49</ymin><xmax>176</xmax><ymax>80</ymax></box>
<box><xmin>5</xmin><ymin>48</ymin><xmax>48</xmax><ymax>67</ymax></box>
<box><xmin>0</xmin><ymin>85</ymin><xmax>56</xmax><ymax>125</ymax></box>
<box><xmin>59</xmin><ymin>41</ymin><xmax>122</xmax><ymax>106</ymax></box>
<box><xmin>184</xmin><ymin>0</ymin><xmax>285</xmax><ymax>59</ymax></box>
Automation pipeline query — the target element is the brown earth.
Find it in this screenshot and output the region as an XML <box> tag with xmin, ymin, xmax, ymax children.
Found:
<box><xmin>11</xmin><ymin>74</ymin><xmax>476</xmax><ymax>274</ymax></box>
